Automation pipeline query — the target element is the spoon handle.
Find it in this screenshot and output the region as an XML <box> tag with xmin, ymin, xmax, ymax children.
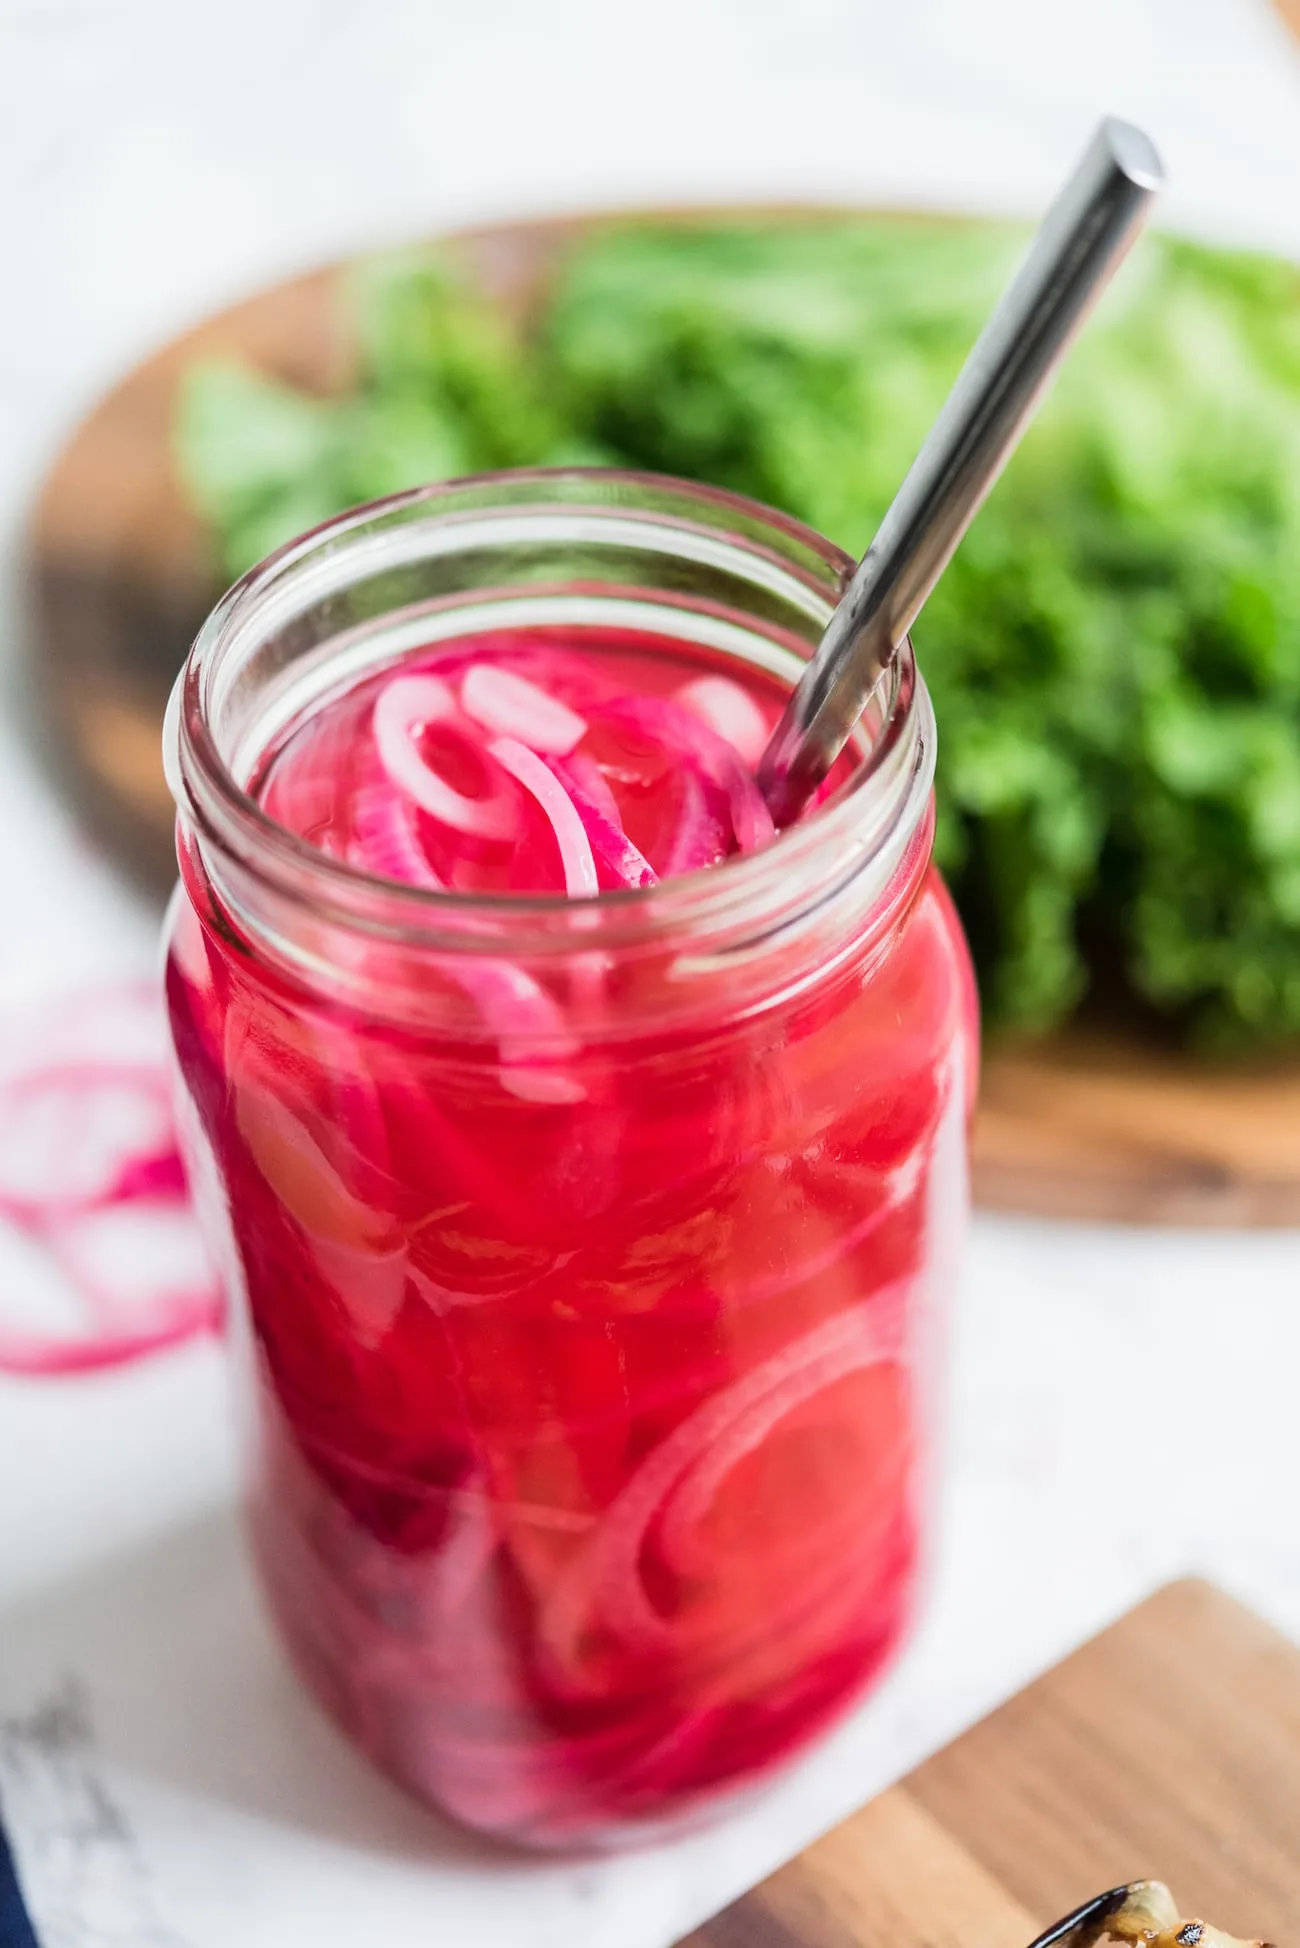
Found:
<box><xmin>758</xmin><ymin>116</ymin><xmax>1164</xmax><ymax>825</ymax></box>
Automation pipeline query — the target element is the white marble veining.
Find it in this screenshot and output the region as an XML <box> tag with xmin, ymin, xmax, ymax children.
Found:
<box><xmin>2</xmin><ymin>2</ymin><xmax>1300</xmax><ymax>1942</ymax></box>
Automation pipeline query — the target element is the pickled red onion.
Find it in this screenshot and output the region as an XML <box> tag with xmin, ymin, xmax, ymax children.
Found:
<box><xmin>460</xmin><ymin>665</ymin><xmax>587</xmax><ymax>756</ymax></box>
<box><xmin>551</xmin><ymin>755</ymin><xmax>657</xmax><ymax>892</ymax></box>
<box><xmin>488</xmin><ymin>738</ymin><xmax>599</xmax><ymax>899</ymax></box>
<box><xmin>190</xmin><ymin>628</ymin><xmax>942</xmax><ymax>1845</ymax></box>
<box><xmin>677</xmin><ymin>675</ymin><xmax>770</xmax><ymax>769</ymax></box>
<box><xmin>330</xmin><ymin>779</ymin><xmax>587</xmax><ymax>1102</ymax></box>
<box><xmin>265</xmin><ymin>640</ymin><xmax>799</xmax><ymax>905</ymax></box>
<box><xmin>661</xmin><ymin>767</ymin><xmax>728</xmax><ymax>878</ymax></box>
<box><xmin>559</xmin><ymin>750</ymin><xmax>621</xmax><ymax>827</ymax></box>
<box><xmin>655</xmin><ymin>1359</ymin><xmax>903</xmax><ymax>1581</ymax></box>
<box><xmin>497</xmin><ymin>1066</ymin><xmax>586</xmax><ymax>1107</ymax></box>
<box><xmin>374</xmin><ymin>676</ymin><xmax>518</xmax><ymax>840</ymax></box>
<box><xmin>350</xmin><ymin>784</ymin><xmax>443</xmax><ymax>889</ymax></box>
<box><xmin>599</xmin><ymin>696</ymin><xmax>775</xmax><ymax>853</ymax></box>
<box><xmin>445</xmin><ymin>958</ymin><xmax>586</xmax><ymax>1105</ymax></box>
<box><xmin>539</xmin><ymin>1298</ymin><xmax>903</xmax><ymax>1680</ymax></box>
<box><xmin>235</xmin><ymin>1085</ymin><xmax>403</xmax><ymax>1254</ymax></box>
<box><xmin>0</xmin><ymin>987</ymin><xmax>221</xmax><ymax>1377</ymax></box>
<box><xmin>0</xmin><ymin>1269</ymin><xmax>218</xmax><ymax>1377</ymax></box>
<box><xmin>0</xmin><ymin>1062</ymin><xmax>179</xmax><ymax>1224</ymax></box>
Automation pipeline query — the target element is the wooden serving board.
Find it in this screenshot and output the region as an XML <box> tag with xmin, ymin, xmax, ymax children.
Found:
<box><xmin>25</xmin><ymin>216</ymin><xmax>1300</xmax><ymax>1226</ymax></box>
<box><xmin>677</xmin><ymin>1580</ymin><xmax>1300</xmax><ymax>1948</ymax></box>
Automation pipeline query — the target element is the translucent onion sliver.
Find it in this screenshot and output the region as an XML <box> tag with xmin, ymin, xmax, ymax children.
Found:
<box><xmin>550</xmin><ymin>756</ymin><xmax>657</xmax><ymax>892</ymax></box>
<box><xmin>488</xmin><ymin>737</ymin><xmax>599</xmax><ymax>899</ymax></box>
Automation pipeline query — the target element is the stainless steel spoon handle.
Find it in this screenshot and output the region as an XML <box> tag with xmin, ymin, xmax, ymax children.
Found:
<box><xmin>758</xmin><ymin>116</ymin><xmax>1164</xmax><ymax>825</ymax></box>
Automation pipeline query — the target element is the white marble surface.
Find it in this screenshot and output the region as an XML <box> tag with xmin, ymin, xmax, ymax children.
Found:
<box><xmin>2</xmin><ymin>2</ymin><xmax>1300</xmax><ymax>1943</ymax></box>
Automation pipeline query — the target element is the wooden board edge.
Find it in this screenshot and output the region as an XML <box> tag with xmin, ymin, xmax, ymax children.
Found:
<box><xmin>677</xmin><ymin>1581</ymin><xmax>1294</xmax><ymax>1948</ymax></box>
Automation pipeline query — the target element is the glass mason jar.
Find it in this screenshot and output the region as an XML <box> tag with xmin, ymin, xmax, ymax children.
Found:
<box><xmin>162</xmin><ymin>470</ymin><xmax>977</xmax><ymax>1850</ymax></box>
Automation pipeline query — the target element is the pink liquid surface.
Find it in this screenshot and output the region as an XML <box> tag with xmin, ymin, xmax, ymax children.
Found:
<box><xmin>165</xmin><ymin>626</ymin><xmax>976</xmax><ymax>1846</ymax></box>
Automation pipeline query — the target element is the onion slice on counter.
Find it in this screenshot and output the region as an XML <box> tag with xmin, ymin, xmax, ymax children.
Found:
<box><xmin>0</xmin><ymin>985</ymin><xmax>222</xmax><ymax>1377</ymax></box>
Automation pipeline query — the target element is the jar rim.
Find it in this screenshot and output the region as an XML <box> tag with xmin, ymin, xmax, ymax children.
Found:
<box><xmin>166</xmin><ymin>467</ymin><xmax>934</xmax><ymax>959</ymax></box>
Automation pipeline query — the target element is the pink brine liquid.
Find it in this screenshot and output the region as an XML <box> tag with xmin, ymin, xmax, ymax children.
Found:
<box><xmin>165</xmin><ymin>625</ymin><xmax>976</xmax><ymax>1847</ymax></box>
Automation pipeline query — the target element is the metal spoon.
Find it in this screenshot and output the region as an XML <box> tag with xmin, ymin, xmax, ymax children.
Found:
<box><xmin>757</xmin><ymin>116</ymin><xmax>1164</xmax><ymax>826</ymax></box>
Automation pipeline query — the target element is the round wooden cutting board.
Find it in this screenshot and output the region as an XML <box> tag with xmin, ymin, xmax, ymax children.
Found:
<box><xmin>25</xmin><ymin>212</ymin><xmax>1300</xmax><ymax>1227</ymax></box>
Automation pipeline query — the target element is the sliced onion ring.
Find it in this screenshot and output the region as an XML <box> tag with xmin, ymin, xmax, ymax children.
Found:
<box><xmin>460</xmin><ymin>665</ymin><xmax>587</xmax><ymax>756</ymax></box>
<box><xmin>349</xmin><ymin>784</ymin><xmax>443</xmax><ymax>889</ymax></box>
<box><xmin>0</xmin><ymin>1062</ymin><xmax>178</xmax><ymax>1224</ymax></box>
<box><xmin>0</xmin><ymin>986</ymin><xmax>222</xmax><ymax>1379</ymax></box>
<box><xmin>374</xmin><ymin>676</ymin><xmax>518</xmax><ymax>841</ymax></box>
<box><xmin>551</xmin><ymin>755</ymin><xmax>657</xmax><ymax>892</ymax></box>
<box><xmin>488</xmin><ymin>737</ymin><xmax>599</xmax><ymax>899</ymax></box>
<box><xmin>538</xmin><ymin>1296</ymin><xmax>905</xmax><ymax>1677</ymax></box>
<box><xmin>445</xmin><ymin>958</ymin><xmax>586</xmax><ymax>1105</ymax></box>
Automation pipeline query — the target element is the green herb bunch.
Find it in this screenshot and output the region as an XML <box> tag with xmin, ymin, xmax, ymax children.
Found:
<box><xmin>176</xmin><ymin>221</ymin><xmax>1300</xmax><ymax>1047</ymax></box>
